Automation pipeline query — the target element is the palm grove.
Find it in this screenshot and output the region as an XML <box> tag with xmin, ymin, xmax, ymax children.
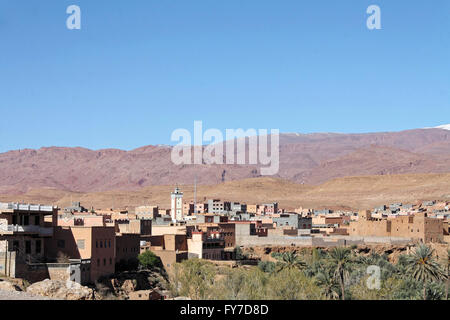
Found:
<box><xmin>156</xmin><ymin>244</ymin><xmax>449</xmax><ymax>300</ymax></box>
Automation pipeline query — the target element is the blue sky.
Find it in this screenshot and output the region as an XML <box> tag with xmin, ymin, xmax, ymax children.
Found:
<box><xmin>0</xmin><ymin>0</ymin><xmax>449</xmax><ymax>152</ymax></box>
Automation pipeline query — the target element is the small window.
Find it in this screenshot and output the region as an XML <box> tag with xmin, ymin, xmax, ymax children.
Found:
<box><xmin>36</xmin><ymin>240</ymin><xmax>42</xmax><ymax>254</ymax></box>
<box><xmin>103</xmin><ymin>258</ymin><xmax>106</xmax><ymax>266</ymax></box>
<box><xmin>109</xmin><ymin>258</ymin><xmax>112</xmax><ymax>265</ymax></box>
<box><xmin>97</xmin><ymin>259</ymin><xmax>100</xmax><ymax>266</ymax></box>
<box><xmin>100</xmin><ymin>241</ymin><xmax>103</xmax><ymax>248</ymax></box>
<box><xmin>23</xmin><ymin>216</ymin><xmax>29</xmax><ymax>226</ymax></box>
<box><xmin>25</xmin><ymin>241</ymin><xmax>31</xmax><ymax>254</ymax></box>
<box><xmin>34</xmin><ymin>215</ymin><xmax>40</xmax><ymax>226</ymax></box>
<box><xmin>96</xmin><ymin>241</ymin><xmax>98</xmax><ymax>248</ymax></box>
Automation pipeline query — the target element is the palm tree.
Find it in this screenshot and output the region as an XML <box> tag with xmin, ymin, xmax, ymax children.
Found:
<box><xmin>327</xmin><ymin>247</ymin><xmax>352</xmax><ymax>300</ymax></box>
<box><xmin>445</xmin><ymin>249</ymin><xmax>450</xmax><ymax>300</ymax></box>
<box><xmin>404</xmin><ymin>244</ymin><xmax>445</xmax><ymax>300</ymax></box>
<box><xmin>275</xmin><ymin>252</ymin><xmax>306</xmax><ymax>273</ymax></box>
<box><xmin>315</xmin><ymin>270</ymin><xmax>340</xmax><ymax>300</ymax></box>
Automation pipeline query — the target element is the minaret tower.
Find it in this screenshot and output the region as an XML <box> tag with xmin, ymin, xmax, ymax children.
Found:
<box><xmin>171</xmin><ymin>186</ymin><xmax>183</xmax><ymax>221</ymax></box>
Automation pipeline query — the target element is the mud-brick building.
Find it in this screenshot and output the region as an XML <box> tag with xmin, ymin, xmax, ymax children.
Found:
<box><xmin>349</xmin><ymin>210</ymin><xmax>444</xmax><ymax>243</ymax></box>
<box><xmin>0</xmin><ymin>203</ymin><xmax>56</xmax><ymax>279</ymax></box>
<box><xmin>45</xmin><ymin>225</ymin><xmax>116</xmax><ymax>282</ymax></box>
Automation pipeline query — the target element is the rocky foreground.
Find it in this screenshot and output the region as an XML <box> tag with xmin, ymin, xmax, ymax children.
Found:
<box><xmin>0</xmin><ymin>289</ymin><xmax>55</xmax><ymax>300</ymax></box>
<box><xmin>0</xmin><ymin>269</ymin><xmax>169</xmax><ymax>300</ymax></box>
<box><xmin>0</xmin><ymin>279</ymin><xmax>91</xmax><ymax>300</ymax></box>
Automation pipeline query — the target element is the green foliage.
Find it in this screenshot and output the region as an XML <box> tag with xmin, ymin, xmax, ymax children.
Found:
<box><xmin>234</xmin><ymin>246</ymin><xmax>247</xmax><ymax>260</ymax></box>
<box><xmin>138</xmin><ymin>251</ymin><xmax>161</xmax><ymax>270</ymax></box>
<box><xmin>404</xmin><ymin>244</ymin><xmax>446</xmax><ymax>300</ymax></box>
<box><xmin>165</xmin><ymin>244</ymin><xmax>449</xmax><ymax>300</ymax></box>
<box><xmin>314</xmin><ymin>269</ymin><xmax>340</xmax><ymax>300</ymax></box>
<box><xmin>405</xmin><ymin>244</ymin><xmax>445</xmax><ymax>283</ymax></box>
<box><xmin>266</xmin><ymin>268</ymin><xmax>323</xmax><ymax>300</ymax></box>
<box><xmin>258</xmin><ymin>261</ymin><xmax>276</xmax><ymax>273</ymax></box>
<box><xmin>173</xmin><ymin>259</ymin><xmax>216</xmax><ymax>300</ymax></box>
<box><xmin>274</xmin><ymin>252</ymin><xmax>307</xmax><ymax>273</ymax></box>
<box><xmin>327</xmin><ymin>247</ymin><xmax>353</xmax><ymax>300</ymax></box>
<box><xmin>270</xmin><ymin>252</ymin><xmax>283</xmax><ymax>259</ymax></box>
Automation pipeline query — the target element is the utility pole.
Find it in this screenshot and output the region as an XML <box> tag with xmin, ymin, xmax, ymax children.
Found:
<box><xmin>194</xmin><ymin>175</ymin><xmax>197</xmax><ymax>215</ymax></box>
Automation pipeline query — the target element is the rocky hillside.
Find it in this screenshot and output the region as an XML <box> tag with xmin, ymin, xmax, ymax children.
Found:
<box><xmin>0</xmin><ymin>128</ymin><xmax>449</xmax><ymax>194</ymax></box>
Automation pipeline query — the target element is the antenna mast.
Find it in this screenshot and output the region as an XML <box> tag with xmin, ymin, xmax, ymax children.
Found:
<box><xmin>194</xmin><ymin>175</ymin><xmax>197</xmax><ymax>215</ymax></box>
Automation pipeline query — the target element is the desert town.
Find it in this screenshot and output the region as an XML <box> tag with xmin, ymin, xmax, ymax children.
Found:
<box><xmin>0</xmin><ymin>186</ymin><xmax>449</xmax><ymax>300</ymax></box>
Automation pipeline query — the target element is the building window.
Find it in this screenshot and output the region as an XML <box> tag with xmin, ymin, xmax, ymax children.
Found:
<box><xmin>25</xmin><ymin>241</ymin><xmax>31</xmax><ymax>254</ymax></box>
<box><xmin>108</xmin><ymin>240</ymin><xmax>111</xmax><ymax>248</ymax></box>
<box><xmin>97</xmin><ymin>259</ymin><xmax>100</xmax><ymax>266</ymax></box>
<box><xmin>103</xmin><ymin>258</ymin><xmax>106</xmax><ymax>266</ymax></box>
<box><xmin>12</xmin><ymin>215</ymin><xmax>17</xmax><ymax>225</ymax></box>
<box><xmin>36</xmin><ymin>240</ymin><xmax>41</xmax><ymax>254</ymax></box>
<box><xmin>104</xmin><ymin>240</ymin><xmax>107</xmax><ymax>248</ymax></box>
<box><xmin>23</xmin><ymin>216</ymin><xmax>29</xmax><ymax>226</ymax></box>
<box><xmin>34</xmin><ymin>215</ymin><xmax>40</xmax><ymax>226</ymax></box>
<box><xmin>13</xmin><ymin>241</ymin><xmax>19</xmax><ymax>251</ymax></box>
<box><xmin>57</xmin><ymin>240</ymin><xmax>65</xmax><ymax>249</ymax></box>
<box><xmin>109</xmin><ymin>258</ymin><xmax>112</xmax><ymax>265</ymax></box>
<box><xmin>100</xmin><ymin>241</ymin><xmax>103</xmax><ymax>248</ymax></box>
<box><xmin>77</xmin><ymin>240</ymin><xmax>85</xmax><ymax>250</ymax></box>
<box><xmin>96</xmin><ymin>241</ymin><xmax>98</xmax><ymax>248</ymax></box>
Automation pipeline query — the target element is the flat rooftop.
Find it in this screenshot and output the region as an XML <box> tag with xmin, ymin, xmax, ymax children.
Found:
<box><xmin>0</xmin><ymin>202</ymin><xmax>55</xmax><ymax>213</ymax></box>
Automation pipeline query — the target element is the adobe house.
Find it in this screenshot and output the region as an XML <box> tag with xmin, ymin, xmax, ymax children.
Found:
<box><xmin>45</xmin><ymin>225</ymin><xmax>116</xmax><ymax>283</ymax></box>
<box><xmin>0</xmin><ymin>203</ymin><xmax>56</xmax><ymax>280</ymax></box>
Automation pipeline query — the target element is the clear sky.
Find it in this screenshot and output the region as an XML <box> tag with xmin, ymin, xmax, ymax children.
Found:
<box><xmin>0</xmin><ymin>0</ymin><xmax>449</xmax><ymax>152</ymax></box>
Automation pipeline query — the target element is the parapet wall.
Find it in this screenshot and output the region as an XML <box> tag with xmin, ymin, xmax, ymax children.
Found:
<box><xmin>236</xmin><ymin>234</ymin><xmax>414</xmax><ymax>247</ymax></box>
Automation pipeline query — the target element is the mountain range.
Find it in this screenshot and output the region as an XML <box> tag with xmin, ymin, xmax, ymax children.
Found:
<box><xmin>0</xmin><ymin>126</ymin><xmax>449</xmax><ymax>195</ymax></box>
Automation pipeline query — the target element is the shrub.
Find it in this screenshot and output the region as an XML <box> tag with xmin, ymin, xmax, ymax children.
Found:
<box><xmin>138</xmin><ymin>251</ymin><xmax>161</xmax><ymax>270</ymax></box>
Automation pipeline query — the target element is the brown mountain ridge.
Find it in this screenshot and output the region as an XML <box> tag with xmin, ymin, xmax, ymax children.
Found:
<box><xmin>0</xmin><ymin>128</ymin><xmax>449</xmax><ymax>194</ymax></box>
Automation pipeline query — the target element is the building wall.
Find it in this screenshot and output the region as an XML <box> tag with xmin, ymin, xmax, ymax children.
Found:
<box><xmin>162</xmin><ymin>234</ymin><xmax>188</xmax><ymax>251</ymax></box>
<box><xmin>151</xmin><ymin>250</ymin><xmax>188</xmax><ymax>269</ymax></box>
<box><xmin>152</xmin><ymin>225</ymin><xmax>186</xmax><ymax>236</ymax></box>
<box><xmin>247</xmin><ymin>205</ymin><xmax>258</xmax><ymax>214</ymax></box>
<box><xmin>349</xmin><ymin>219</ymin><xmax>391</xmax><ymax>237</ymax></box>
<box><xmin>218</xmin><ymin>223</ymin><xmax>236</xmax><ymax>248</ymax></box>
<box><xmin>116</xmin><ymin>233</ymin><xmax>140</xmax><ymax>263</ymax></box>
<box><xmin>117</xmin><ymin>219</ymin><xmax>152</xmax><ymax>235</ymax></box>
<box><xmin>46</xmin><ymin>226</ymin><xmax>115</xmax><ymax>282</ymax></box>
<box><xmin>349</xmin><ymin>213</ymin><xmax>443</xmax><ymax>243</ymax></box>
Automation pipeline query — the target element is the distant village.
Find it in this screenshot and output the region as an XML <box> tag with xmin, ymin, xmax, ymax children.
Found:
<box><xmin>1</xmin><ymin>186</ymin><xmax>449</xmax><ymax>299</ymax></box>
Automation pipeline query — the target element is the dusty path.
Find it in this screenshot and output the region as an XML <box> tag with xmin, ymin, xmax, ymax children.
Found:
<box><xmin>0</xmin><ymin>289</ymin><xmax>54</xmax><ymax>300</ymax></box>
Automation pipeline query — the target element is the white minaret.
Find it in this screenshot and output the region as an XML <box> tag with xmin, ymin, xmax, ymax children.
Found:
<box><xmin>171</xmin><ymin>186</ymin><xmax>183</xmax><ymax>221</ymax></box>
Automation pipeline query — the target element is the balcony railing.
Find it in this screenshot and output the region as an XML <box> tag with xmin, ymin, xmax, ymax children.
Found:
<box><xmin>0</xmin><ymin>224</ymin><xmax>53</xmax><ymax>236</ymax></box>
<box><xmin>0</xmin><ymin>202</ymin><xmax>54</xmax><ymax>212</ymax></box>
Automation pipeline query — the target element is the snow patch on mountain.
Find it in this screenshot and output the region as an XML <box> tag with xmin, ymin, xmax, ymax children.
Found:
<box><xmin>434</xmin><ymin>124</ymin><xmax>450</xmax><ymax>130</ymax></box>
